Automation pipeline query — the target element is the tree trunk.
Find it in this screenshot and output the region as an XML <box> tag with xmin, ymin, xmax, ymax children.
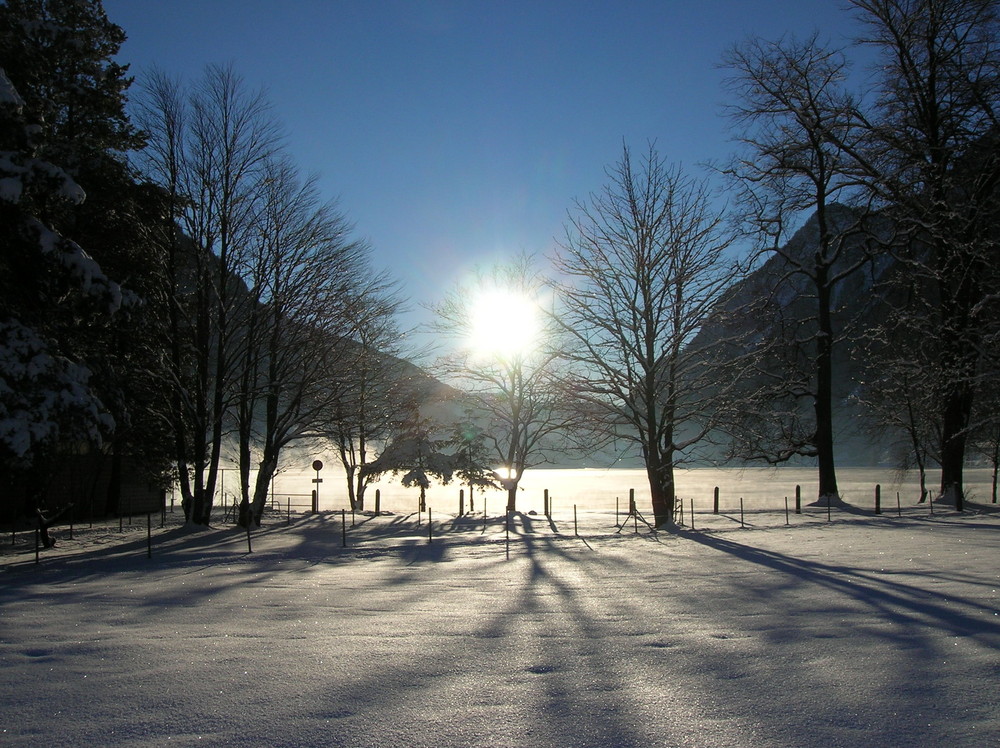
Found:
<box><xmin>177</xmin><ymin>460</ymin><xmax>193</xmax><ymax>522</ymax></box>
<box><xmin>246</xmin><ymin>450</ymin><xmax>279</xmax><ymax>526</ymax></box>
<box><xmin>939</xmin><ymin>383</ymin><xmax>972</xmax><ymax>511</ymax></box>
<box><xmin>814</xmin><ymin>266</ymin><xmax>839</xmax><ymax>505</ymax></box>
<box><xmin>104</xmin><ymin>446</ymin><xmax>122</xmax><ymax>517</ymax></box>
<box><xmin>937</xmin><ymin>328</ymin><xmax>976</xmax><ymax>512</ymax></box>
<box><xmin>238</xmin><ymin>426</ymin><xmax>252</xmax><ymax>514</ymax></box>
<box><xmin>344</xmin><ymin>465</ymin><xmax>358</xmax><ymax>511</ymax></box>
<box><xmin>646</xmin><ymin>454</ymin><xmax>675</xmax><ymax>528</ymax></box>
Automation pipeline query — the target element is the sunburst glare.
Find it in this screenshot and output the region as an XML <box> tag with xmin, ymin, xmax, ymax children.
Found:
<box><xmin>467</xmin><ymin>288</ymin><xmax>541</xmax><ymax>358</ymax></box>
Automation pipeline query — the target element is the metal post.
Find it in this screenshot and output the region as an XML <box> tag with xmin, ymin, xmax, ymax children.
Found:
<box><xmin>375</xmin><ymin>489</ymin><xmax>381</xmax><ymax>516</ymax></box>
<box><xmin>784</xmin><ymin>496</ymin><xmax>789</xmax><ymax>526</ymax></box>
<box><xmin>875</xmin><ymin>484</ymin><xmax>882</xmax><ymax>515</ymax></box>
<box><xmin>713</xmin><ymin>486</ymin><xmax>719</xmax><ymax>515</ymax></box>
<box><xmin>632</xmin><ymin>488</ymin><xmax>638</xmax><ymax>534</ymax></box>
<box><xmin>795</xmin><ymin>484</ymin><xmax>801</xmax><ymax>514</ymax></box>
<box><xmin>544</xmin><ymin>489</ymin><xmax>550</xmax><ymax>517</ymax></box>
<box><xmin>690</xmin><ymin>499</ymin><xmax>695</xmax><ymax>530</ymax></box>
<box><xmin>740</xmin><ymin>497</ymin><xmax>744</xmax><ymax>528</ymax></box>
<box><xmin>505</xmin><ymin>510</ymin><xmax>510</xmax><ymax>560</ymax></box>
<box><xmin>428</xmin><ymin>508</ymin><xmax>433</xmax><ymax>544</ymax></box>
<box><xmin>459</xmin><ymin>489</ymin><xmax>464</xmax><ymax>517</ymax></box>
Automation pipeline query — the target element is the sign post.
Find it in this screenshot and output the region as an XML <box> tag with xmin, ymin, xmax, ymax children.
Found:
<box><xmin>311</xmin><ymin>460</ymin><xmax>323</xmax><ymax>513</ymax></box>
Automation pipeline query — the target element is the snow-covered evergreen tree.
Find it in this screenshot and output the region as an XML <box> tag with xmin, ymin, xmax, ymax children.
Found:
<box><xmin>361</xmin><ymin>414</ymin><xmax>455</xmax><ymax>512</ymax></box>
<box><xmin>0</xmin><ymin>64</ymin><xmax>120</xmax><ymax>473</ymax></box>
<box><xmin>0</xmin><ymin>1</ymin><xmax>158</xmax><ymax>522</ymax></box>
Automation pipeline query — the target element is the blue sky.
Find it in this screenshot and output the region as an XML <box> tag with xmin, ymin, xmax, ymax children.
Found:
<box><xmin>105</xmin><ymin>0</ymin><xmax>861</xmax><ymax>319</ymax></box>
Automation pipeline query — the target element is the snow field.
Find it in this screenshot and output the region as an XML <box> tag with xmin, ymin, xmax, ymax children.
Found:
<box><xmin>1</xmin><ymin>506</ymin><xmax>998</xmax><ymax>747</ymax></box>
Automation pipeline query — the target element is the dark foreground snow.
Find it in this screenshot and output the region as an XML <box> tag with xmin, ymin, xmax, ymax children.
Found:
<box><xmin>2</xmin><ymin>506</ymin><xmax>998</xmax><ymax>747</ymax></box>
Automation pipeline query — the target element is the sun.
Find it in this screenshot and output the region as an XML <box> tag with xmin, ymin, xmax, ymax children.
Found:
<box><xmin>467</xmin><ymin>288</ymin><xmax>541</xmax><ymax>359</ymax></box>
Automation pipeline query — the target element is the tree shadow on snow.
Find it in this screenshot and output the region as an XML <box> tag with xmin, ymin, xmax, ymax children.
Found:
<box><xmin>677</xmin><ymin>528</ymin><xmax>1000</xmax><ymax>644</ymax></box>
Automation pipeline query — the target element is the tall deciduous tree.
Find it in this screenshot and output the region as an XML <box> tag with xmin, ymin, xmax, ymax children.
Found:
<box><xmin>234</xmin><ymin>156</ymin><xmax>379</xmax><ymax>526</ymax></box>
<box><xmin>551</xmin><ymin>144</ymin><xmax>736</xmax><ymax>528</ymax></box>
<box><xmin>840</xmin><ymin>0</ymin><xmax>1000</xmax><ymax>509</ymax></box>
<box><xmin>136</xmin><ymin>64</ymin><xmax>282</xmax><ymax>524</ymax></box>
<box><xmin>722</xmin><ymin>34</ymin><xmax>869</xmax><ymax>504</ymax></box>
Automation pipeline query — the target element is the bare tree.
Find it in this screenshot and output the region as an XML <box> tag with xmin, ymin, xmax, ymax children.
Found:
<box><xmin>137</xmin><ymin>64</ymin><xmax>281</xmax><ymax>524</ymax></box>
<box><xmin>721</xmin><ymin>34</ymin><xmax>871</xmax><ymax>504</ymax></box>
<box><xmin>133</xmin><ymin>68</ymin><xmax>192</xmax><ymax>512</ymax></box>
<box><xmin>427</xmin><ymin>255</ymin><xmax>582</xmax><ymax>512</ymax></box>
<box><xmin>551</xmin><ymin>144</ymin><xmax>736</xmax><ymax>528</ymax></box>
<box><xmin>233</xmin><ymin>156</ymin><xmax>374</xmax><ymax>526</ymax></box>
<box><xmin>325</xmin><ymin>270</ymin><xmax>409</xmax><ymax>512</ymax></box>
<box><xmin>969</xmin><ymin>342</ymin><xmax>1000</xmax><ymax>504</ymax></box>
<box><xmin>853</xmin><ymin>296</ymin><xmax>942</xmax><ymax>503</ymax></box>
<box><xmin>839</xmin><ymin>0</ymin><xmax>1000</xmax><ymax>509</ymax></box>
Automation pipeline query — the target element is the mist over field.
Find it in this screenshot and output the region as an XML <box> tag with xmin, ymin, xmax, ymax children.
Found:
<box><xmin>235</xmin><ymin>467</ymin><xmax>1000</xmax><ymax>516</ymax></box>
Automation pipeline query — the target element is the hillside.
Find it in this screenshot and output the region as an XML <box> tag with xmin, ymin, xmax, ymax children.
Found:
<box><xmin>691</xmin><ymin>204</ymin><xmax>896</xmax><ymax>466</ymax></box>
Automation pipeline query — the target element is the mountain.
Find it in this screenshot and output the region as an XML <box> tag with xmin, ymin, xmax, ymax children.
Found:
<box><xmin>691</xmin><ymin>204</ymin><xmax>898</xmax><ymax>467</ymax></box>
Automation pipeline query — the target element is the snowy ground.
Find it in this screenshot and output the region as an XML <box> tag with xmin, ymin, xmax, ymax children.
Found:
<box><xmin>2</xmin><ymin>503</ymin><xmax>999</xmax><ymax>747</ymax></box>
